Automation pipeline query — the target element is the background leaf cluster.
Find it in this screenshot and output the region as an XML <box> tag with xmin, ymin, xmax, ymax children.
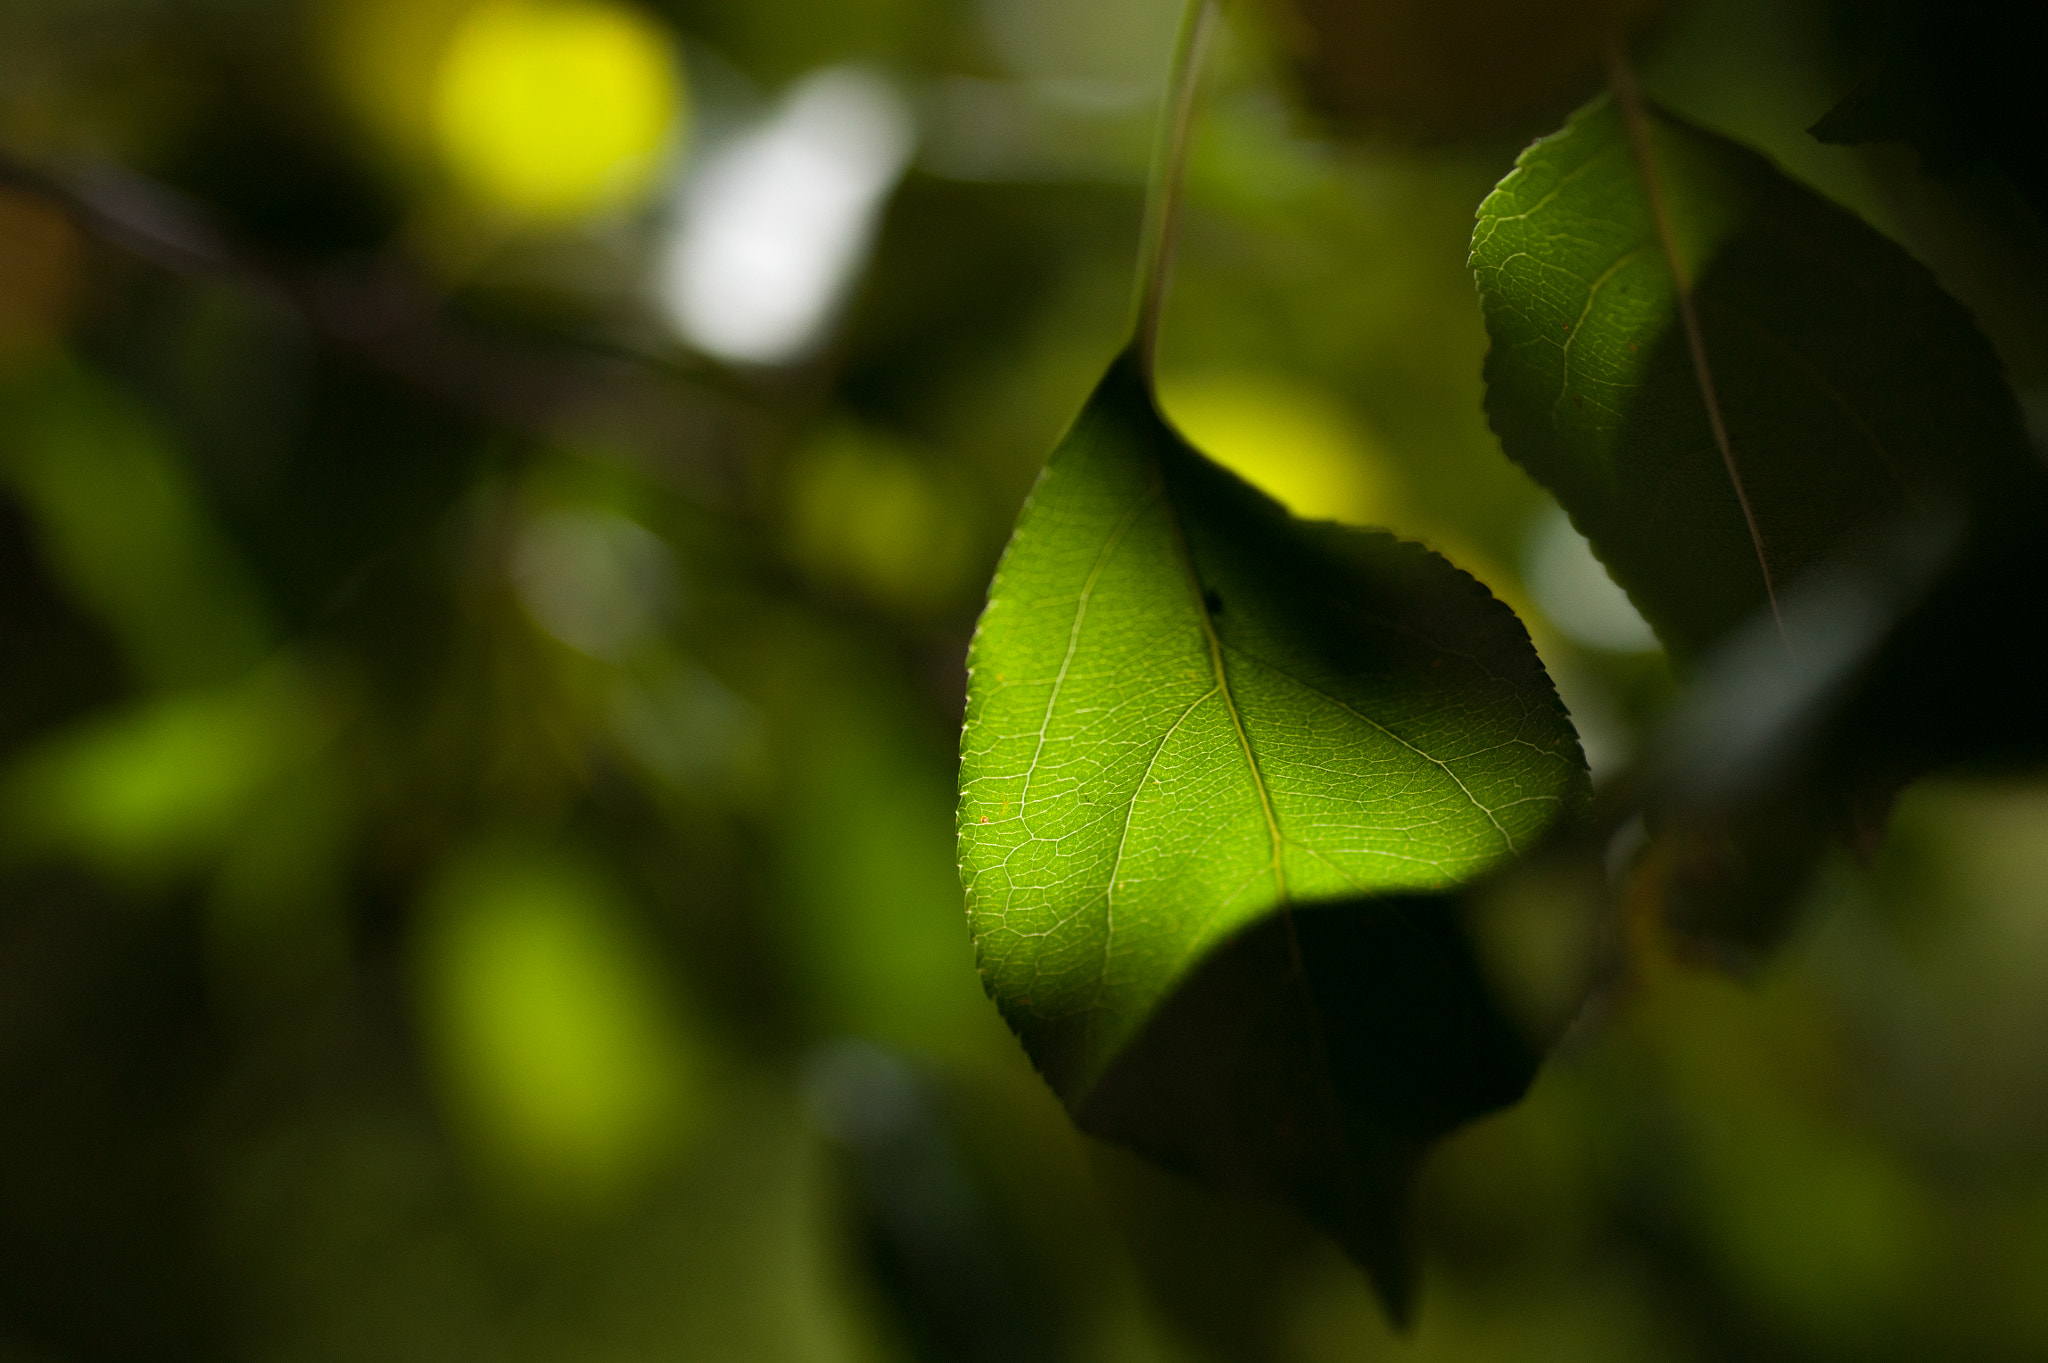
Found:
<box><xmin>4</xmin><ymin>0</ymin><xmax>2048</xmax><ymax>1360</ymax></box>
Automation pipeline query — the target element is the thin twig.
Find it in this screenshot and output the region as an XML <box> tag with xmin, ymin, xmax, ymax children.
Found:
<box><xmin>1133</xmin><ymin>0</ymin><xmax>1219</xmax><ymax>380</ymax></box>
<box><xmin>0</xmin><ymin>145</ymin><xmax>742</xmax><ymax>498</ymax></box>
<box><xmin>1604</xmin><ymin>38</ymin><xmax>1787</xmax><ymax>647</ymax></box>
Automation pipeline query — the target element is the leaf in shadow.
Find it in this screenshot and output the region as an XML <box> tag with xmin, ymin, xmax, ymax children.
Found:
<box><xmin>1473</xmin><ymin>94</ymin><xmax>2044</xmax><ymax>664</ymax></box>
<box><xmin>1810</xmin><ymin>0</ymin><xmax>2048</xmax><ymax>234</ymax></box>
<box><xmin>1078</xmin><ymin>894</ymin><xmax>1538</xmax><ymax>1322</ymax></box>
<box><xmin>1640</xmin><ymin>505</ymin><xmax>1961</xmax><ymax>958</ymax></box>
<box><xmin>1475</xmin><ymin>93</ymin><xmax>2048</xmax><ymax>957</ymax></box>
<box><xmin>1646</xmin><ymin>502</ymin><xmax>2048</xmax><ymax>960</ymax></box>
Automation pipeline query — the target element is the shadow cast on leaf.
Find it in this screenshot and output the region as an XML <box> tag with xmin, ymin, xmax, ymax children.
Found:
<box><xmin>1075</xmin><ymin>894</ymin><xmax>1536</xmax><ymax>1323</ymax></box>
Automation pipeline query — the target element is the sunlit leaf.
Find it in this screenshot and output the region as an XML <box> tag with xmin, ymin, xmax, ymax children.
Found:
<box><xmin>1472</xmin><ymin>95</ymin><xmax>2039</xmax><ymax>662</ymax></box>
<box><xmin>957</xmin><ymin>348</ymin><xmax>1589</xmax><ymax>1311</ymax></box>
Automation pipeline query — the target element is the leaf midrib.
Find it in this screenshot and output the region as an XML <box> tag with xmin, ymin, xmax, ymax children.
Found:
<box><xmin>1699</xmin><ymin>295</ymin><xmax>1912</xmax><ymax>498</ymax></box>
<box><xmin>1084</xmin><ymin>443</ymin><xmax>1543</xmax><ymax>970</ymax></box>
<box><xmin>1088</xmin><ymin>427</ymin><xmax>1292</xmax><ymax>992</ymax></box>
<box><xmin>1222</xmin><ymin>644</ymin><xmax>1523</xmax><ymax>857</ymax></box>
<box><xmin>1606</xmin><ymin>74</ymin><xmax>1783</xmax><ymax>637</ymax></box>
<box><xmin>1031</xmin><ymin>398</ymin><xmax>1555</xmax><ymax>1009</ymax></box>
<box><xmin>1168</xmin><ymin>496</ymin><xmax>1291</xmax><ymax>902</ymax></box>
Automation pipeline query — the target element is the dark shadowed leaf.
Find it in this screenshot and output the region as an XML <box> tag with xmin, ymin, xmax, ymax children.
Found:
<box><xmin>1080</xmin><ymin>894</ymin><xmax>1537</xmax><ymax>1318</ymax></box>
<box><xmin>1475</xmin><ymin>96</ymin><xmax>2048</xmax><ymax>959</ymax></box>
<box><xmin>956</xmin><ymin>348</ymin><xmax>1590</xmax><ymax>1312</ymax></box>
<box><xmin>1645</xmin><ymin>499</ymin><xmax>2048</xmax><ymax>960</ymax></box>
<box><xmin>1471</xmin><ymin>95</ymin><xmax>2039</xmax><ymax>663</ymax></box>
<box><xmin>1810</xmin><ymin>0</ymin><xmax>2048</xmax><ymax>229</ymax></box>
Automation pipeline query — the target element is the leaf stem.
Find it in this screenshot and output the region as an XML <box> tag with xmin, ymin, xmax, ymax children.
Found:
<box><xmin>1133</xmin><ymin>0</ymin><xmax>1220</xmax><ymax>381</ymax></box>
<box><xmin>1604</xmin><ymin>37</ymin><xmax>1787</xmax><ymax>647</ymax></box>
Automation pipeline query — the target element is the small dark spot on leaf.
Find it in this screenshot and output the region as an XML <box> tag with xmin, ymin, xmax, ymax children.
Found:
<box><xmin>1627</xmin><ymin>342</ymin><xmax>1637</xmax><ymax>353</ymax></box>
<box><xmin>1573</xmin><ymin>395</ymin><xmax>1584</xmax><ymax>409</ymax></box>
<box><xmin>1204</xmin><ymin>589</ymin><xmax>1225</xmax><ymax>616</ymax></box>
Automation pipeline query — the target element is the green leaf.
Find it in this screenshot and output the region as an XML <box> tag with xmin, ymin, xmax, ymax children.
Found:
<box><xmin>957</xmin><ymin>347</ymin><xmax>1590</xmax><ymax>1311</ymax></box>
<box><xmin>1472</xmin><ymin>95</ymin><xmax>2038</xmax><ymax>662</ymax></box>
<box><xmin>1808</xmin><ymin>3</ymin><xmax>2048</xmax><ymax>231</ymax></box>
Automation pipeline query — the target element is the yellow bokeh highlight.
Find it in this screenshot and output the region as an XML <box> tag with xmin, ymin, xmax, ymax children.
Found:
<box><xmin>1158</xmin><ymin>372</ymin><xmax>1392</xmax><ymax>526</ymax></box>
<box><xmin>326</xmin><ymin>0</ymin><xmax>472</xmax><ymax>155</ymax></box>
<box><xmin>431</xmin><ymin>0</ymin><xmax>684</xmax><ymax>219</ymax></box>
<box><xmin>1159</xmin><ymin>371</ymin><xmax>1532</xmax><ymax>615</ymax></box>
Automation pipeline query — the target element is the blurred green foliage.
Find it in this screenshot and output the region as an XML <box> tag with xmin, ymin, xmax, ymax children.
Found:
<box><xmin>1</xmin><ymin>0</ymin><xmax>2047</xmax><ymax>1360</ymax></box>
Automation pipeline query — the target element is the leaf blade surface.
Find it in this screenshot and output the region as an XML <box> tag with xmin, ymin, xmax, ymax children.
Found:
<box><xmin>1472</xmin><ymin>95</ymin><xmax>2038</xmax><ymax>660</ymax></box>
<box><xmin>958</xmin><ymin>349</ymin><xmax>1590</xmax><ymax>1253</ymax></box>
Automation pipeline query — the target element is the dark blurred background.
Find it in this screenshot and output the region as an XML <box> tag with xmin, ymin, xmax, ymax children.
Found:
<box><xmin>3</xmin><ymin>0</ymin><xmax>2048</xmax><ymax>1358</ymax></box>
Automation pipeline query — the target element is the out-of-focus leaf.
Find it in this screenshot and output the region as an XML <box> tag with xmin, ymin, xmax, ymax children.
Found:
<box><xmin>1472</xmin><ymin>95</ymin><xmax>2041</xmax><ymax>662</ymax></box>
<box><xmin>1262</xmin><ymin>0</ymin><xmax>1661</xmax><ymax>142</ymax></box>
<box><xmin>773</xmin><ymin>630</ymin><xmax>995</xmax><ymax>1055</ymax></box>
<box><xmin>782</xmin><ymin>426</ymin><xmax>979</xmax><ymax>618</ymax></box>
<box><xmin>414</xmin><ymin>841</ymin><xmax>704</xmax><ymax>1204</ymax></box>
<box><xmin>1810</xmin><ymin>0</ymin><xmax>2048</xmax><ymax>228</ymax></box>
<box><xmin>1631</xmin><ymin>510</ymin><xmax>1956</xmax><ymax>959</ymax></box>
<box><xmin>2</xmin><ymin>665</ymin><xmax>323</xmax><ymax>880</ymax></box>
<box><xmin>1644</xmin><ymin>499</ymin><xmax>2048</xmax><ymax>959</ymax></box>
<box><xmin>957</xmin><ymin>348</ymin><xmax>1589</xmax><ymax>1311</ymax></box>
<box><xmin>0</xmin><ymin>362</ymin><xmax>273</xmax><ymax>687</ymax></box>
<box><xmin>1477</xmin><ymin>97</ymin><xmax>2048</xmax><ymax>960</ymax></box>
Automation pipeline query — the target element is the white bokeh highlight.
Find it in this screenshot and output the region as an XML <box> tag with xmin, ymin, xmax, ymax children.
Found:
<box><xmin>660</xmin><ymin>68</ymin><xmax>916</xmax><ymax>366</ymax></box>
<box><xmin>512</xmin><ymin>508</ymin><xmax>677</xmax><ymax>659</ymax></box>
<box><xmin>1523</xmin><ymin>504</ymin><xmax>1661</xmax><ymax>653</ymax></box>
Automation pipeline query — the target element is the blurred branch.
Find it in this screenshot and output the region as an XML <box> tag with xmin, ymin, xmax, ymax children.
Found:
<box><xmin>0</xmin><ymin>145</ymin><xmax>761</xmax><ymax>505</ymax></box>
